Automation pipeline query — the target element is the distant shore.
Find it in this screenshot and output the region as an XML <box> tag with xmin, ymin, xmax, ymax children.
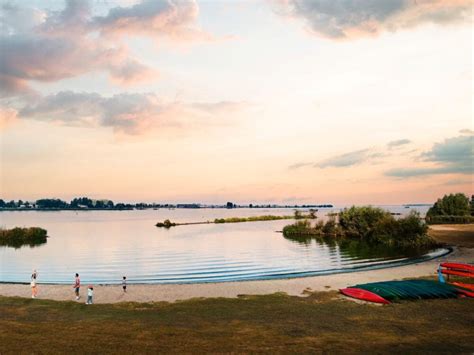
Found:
<box><xmin>0</xmin><ymin>224</ymin><xmax>471</xmax><ymax>304</ymax></box>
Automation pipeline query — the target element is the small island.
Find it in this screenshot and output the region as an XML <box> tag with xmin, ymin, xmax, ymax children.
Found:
<box><xmin>156</xmin><ymin>211</ymin><xmax>317</xmax><ymax>228</ymax></box>
<box><xmin>0</xmin><ymin>227</ymin><xmax>48</xmax><ymax>248</ymax></box>
<box><xmin>283</xmin><ymin>206</ymin><xmax>436</xmax><ymax>248</ymax></box>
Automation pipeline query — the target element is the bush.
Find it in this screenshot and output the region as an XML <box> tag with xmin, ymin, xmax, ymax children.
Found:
<box><xmin>426</xmin><ymin>193</ymin><xmax>471</xmax><ymax>218</ymax></box>
<box><xmin>282</xmin><ymin>206</ymin><xmax>436</xmax><ymax>248</ymax></box>
<box><xmin>156</xmin><ymin>219</ymin><xmax>176</xmax><ymax>228</ymax></box>
<box><xmin>338</xmin><ymin>206</ymin><xmax>391</xmax><ymax>240</ymax></box>
<box><xmin>0</xmin><ymin>227</ymin><xmax>48</xmax><ymax>248</ymax></box>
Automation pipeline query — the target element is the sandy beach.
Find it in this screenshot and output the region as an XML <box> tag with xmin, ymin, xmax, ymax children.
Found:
<box><xmin>1</xmin><ymin>240</ymin><xmax>472</xmax><ymax>304</ymax></box>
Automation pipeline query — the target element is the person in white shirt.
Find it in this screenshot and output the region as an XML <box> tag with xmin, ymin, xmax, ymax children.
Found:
<box><xmin>31</xmin><ymin>270</ymin><xmax>38</xmax><ymax>298</ymax></box>
<box><xmin>86</xmin><ymin>286</ymin><xmax>94</xmax><ymax>304</ymax></box>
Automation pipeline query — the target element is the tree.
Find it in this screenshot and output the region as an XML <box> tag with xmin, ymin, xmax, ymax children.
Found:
<box><xmin>226</xmin><ymin>202</ymin><xmax>234</xmax><ymax>209</ymax></box>
<box><xmin>471</xmin><ymin>195</ymin><xmax>474</xmax><ymax>216</ymax></box>
<box><xmin>426</xmin><ymin>193</ymin><xmax>470</xmax><ymax>217</ymax></box>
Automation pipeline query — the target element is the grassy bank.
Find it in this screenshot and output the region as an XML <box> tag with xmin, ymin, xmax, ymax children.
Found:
<box><xmin>0</xmin><ymin>292</ymin><xmax>472</xmax><ymax>353</ymax></box>
<box><xmin>0</xmin><ymin>227</ymin><xmax>47</xmax><ymax>248</ymax></box>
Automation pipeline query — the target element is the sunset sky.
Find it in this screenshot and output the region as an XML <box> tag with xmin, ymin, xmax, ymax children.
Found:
<box><xmin>0</xmin><ymin>0</ymin><xmax>472</xmax><ymax>204</ymax></box>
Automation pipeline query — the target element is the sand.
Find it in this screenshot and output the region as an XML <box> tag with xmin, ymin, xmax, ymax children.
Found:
<box><xmin>1</xmin><ymin>245</ymin><xmax>472</xmax><ymax>304</ymax></box>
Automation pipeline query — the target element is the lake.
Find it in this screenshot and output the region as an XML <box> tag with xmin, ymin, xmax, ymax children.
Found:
<box><xmin>0</xmin><ymin>206</ymin><xmax>448</xmax><ymax>284</ymax></box>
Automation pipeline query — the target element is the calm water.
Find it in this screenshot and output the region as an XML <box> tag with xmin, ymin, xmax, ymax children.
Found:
<box><xmin>0</xmin><ymin>206</ymin><xmax>448</xmax><ymax>284</ymax></box>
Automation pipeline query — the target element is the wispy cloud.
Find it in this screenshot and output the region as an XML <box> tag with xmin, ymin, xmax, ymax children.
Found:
<box><xmin>276</xmin><ymin>0</ymin><xmax>471</xmax><ymax>40</ymax></box>
<box><xmin>316</xmin><ymin>149</ymin><xmax>372</xmax><ymax>168</ymax></box>
<box><xmin>387</xmin><ymin>139</ymin><xmax>411</xmax><ymax>149</ymax></box>
<box><xmin>18</xmin><ymin>91</ymin><xmax>247</xmax><ymax>135</ymax></box>
<box><xmin>386</xmin><ymin>133</ymin><xmax>473</xmax><ymax>177</ymax></box>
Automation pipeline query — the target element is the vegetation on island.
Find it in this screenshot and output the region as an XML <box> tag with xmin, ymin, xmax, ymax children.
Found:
<box><xmin>0</xmin><ymin>227</ymin><xmax>48</xmax><ymax>248</ymax></box>
<box><xmin>156</xmin><ymin>210</ymin><xmax>317</xmax><ymax>228</ymax></box>
<box><xmin>425</xmin><ymin>193</ymin><xmax>474</xmax><ymax>224</ymax></box>
<box><xmin>283</xmin><ymin>207</ymin><xmax>436</xmax><ymax>248</ymax></box>
<box><xmin>155</xmin><ymin>219</ymin><xmax>177</xmax><ymax>228</ymax></box>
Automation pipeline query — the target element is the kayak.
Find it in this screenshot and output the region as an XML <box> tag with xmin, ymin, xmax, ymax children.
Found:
<box><xmin>441</xmin><ymin>269</ymin><xmax>474</xmax><ymax>278</ymax></box>
<box><xmin>340</xmin><ymin>287</ymin><xmax>390</xmax><ymax>304</ymax></box>
<box><xmin>440</xmin><ymin>262</ymin><xmax>474</xmax><ymax>274</ymax></box>
<box><xmin>451</xmin><ymin>282</ymin><xmax>474</xmax><ymax>291</ymax></box>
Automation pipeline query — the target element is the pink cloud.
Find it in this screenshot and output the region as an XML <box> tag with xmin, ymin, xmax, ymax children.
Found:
<box><xmin>0</xmin><ymin>0</ymin><xmax>205</xmax><ymax>98</ymax></box>
<box><xmin>18</xmin><ymin>91</ymin><xmax>248</xmax><ymax>135</ymax></box>
<box><xmin>0</xmin><ymin>107</ymin><xmax>18</xmax><ymax>130</ymax></box>
<box><xmin>277</xmin><ymin>0</ymin><xmax>471</xmax><ymax>40</ymax></box>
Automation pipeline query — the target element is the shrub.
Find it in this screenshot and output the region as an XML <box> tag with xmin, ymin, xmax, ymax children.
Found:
<box><xmin>338</xmin><ymin>206</ymin><xmax>391</xmax><ymax>240</ymax></box>
<box><xmin>0</xmin><ymin>227</ymin><xmax>48</xmax><ymax>248</ymax></box>
<box><xmin>426</xmin><ymin>193</ymin><xmax>471</xmax><ymax>218</ymax></box>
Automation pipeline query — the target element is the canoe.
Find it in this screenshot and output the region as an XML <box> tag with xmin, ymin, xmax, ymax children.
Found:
<box><xmin>340</xmin><ymin>287</ymin><xmax>390</xmax><ymax>304</ymax></box>
<box><xmin>440</xmin><ymin>262</ymin><xmax>474</xmax><ymax>274</ymax></box>
<box><xmin>441</xmin><ymin>269</ymin><xmax>474</xmax><ymax>278</ymax></box>
<box><xmin>344</xmin><ymin>280</ymin><xmax>461</xmax><ymax>302</ymax></box>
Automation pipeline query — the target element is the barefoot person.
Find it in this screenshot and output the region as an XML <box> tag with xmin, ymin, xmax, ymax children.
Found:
<box><xmin>73</xmin><ymin>273</ymin><xmax>81</xmax><ymax>300</ymax></box>
<box><xmin>31</xmin><ymin>270</ymin><xmax>38</xmax><ymax>298</ymax></box>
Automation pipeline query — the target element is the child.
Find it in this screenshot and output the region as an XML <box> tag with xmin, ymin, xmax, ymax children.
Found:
<box><xmin>122</xmin><ymin>276</ymin><xmax>127</xmax><ymax>293</ymax></box>
<box><xmin>86</xmin><ymin>286</ymin><xmax>94</xmax><ymax>304</ymax></box>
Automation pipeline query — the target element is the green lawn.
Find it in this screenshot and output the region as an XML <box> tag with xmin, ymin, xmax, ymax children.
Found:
<box><xmin>1</xmin><ymin>292</ymin><xmax>473</xmax><ymax>353</ymax></box>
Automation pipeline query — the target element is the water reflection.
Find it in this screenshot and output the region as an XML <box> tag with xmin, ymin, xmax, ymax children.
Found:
<box><xmin>0</xmin><ymin>207</ymin><xmax>447</xmax><ymax>284</ymax></box>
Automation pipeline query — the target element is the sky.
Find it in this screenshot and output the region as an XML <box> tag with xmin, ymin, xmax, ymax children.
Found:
<box><xmin>0</xmin><ymin>0</ymin><xmax>472</xmax><ymax>204</ymax></box>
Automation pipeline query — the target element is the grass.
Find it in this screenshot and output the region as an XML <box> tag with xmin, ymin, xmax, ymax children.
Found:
<box><xmin>0</xmin><ymin>292</ymin><xmax>473</xmax><ymax>353</ymax></box>
<box><xmin>428</xmin><ymin>224</ymin><xmax>474</xmax><ymax>248</ymax></box>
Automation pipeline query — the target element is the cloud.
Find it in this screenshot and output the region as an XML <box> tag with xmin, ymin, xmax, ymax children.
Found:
<box><xmin>19</xmin><ymin>91</ymin><xmax>168</xmax><ymax>134</ymax></box>
<box><xmin>94</xmin><ymin>0</ymin><xmax>208</xmax><ymax>40</ymax></box>
<box><xmin>387</xmin><ymin>138</ymin><xmax>411</xmax><ymax>148</ymax></box>
<box><xmin>277</xmin><ymin>0</ymin><xmax>471</xmax><ymax>39</ymax></box>
<box><xmin>0</xmin><ymin>107</ymin><xmax>18</xmax><ymax>130</ymax></box>
<box><xmin>386</xmin><ymin>133</ymin><xmax>473</xmax><ymax>177</ymax></box>
<box><xmin>460</xmin><ymin>128</ymin><xmax>474</xmax><ymax>135</ymax></box>
<box><xmin>288</xmin><ymin>162</ymin><xmax>313</xmax><ymax>170</ymax></box>
<box><xmin>0</xmin><ymin>0</ymin><xmax>208</xmax><ymax>98</ymax></box>
<box><xmin>445</xmin><ymin>178</ymin><xmax>472</xmax><ymax>186</ymax></box>
<box><xmin>316</xmin><ymin>149</ymin><xmax>372</xmax><ymax>168</ymax></box>
<box><xmin>17</xmin><ymin>91</ymin><xmax>246</xmax><ymax>135</ymax></box>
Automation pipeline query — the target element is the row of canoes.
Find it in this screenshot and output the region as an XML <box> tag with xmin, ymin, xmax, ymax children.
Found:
<box><xmin>340</xmin><ymin>262</ymin><xmax>474</xmax><ymax>304</ymax></box>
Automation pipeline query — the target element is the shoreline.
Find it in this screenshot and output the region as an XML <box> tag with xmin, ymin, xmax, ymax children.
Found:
<box><xmin>0</xmin><ymin>245</ymin><xmax>472</xmax><ymax>304</ymax></box>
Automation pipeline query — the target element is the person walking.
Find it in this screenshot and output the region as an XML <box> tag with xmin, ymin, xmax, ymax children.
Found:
<box><xmin>31</xmin><ymin>270</ymin><xmax>38</xmax><ymax>298</ymax></box>
<box><xmin>86</xmin><ymin>286</ymin><xmax>93</xmax><ymax>305</ymax></box>
<box><xmin>122</xmin><ymin>276</ymin><xmax>127</xmax><ymax>293</ymax></box>
<box><xmin>73</xmin><ymin>273</ymin><xmax>81</xmax><ymax>300</ymax></box>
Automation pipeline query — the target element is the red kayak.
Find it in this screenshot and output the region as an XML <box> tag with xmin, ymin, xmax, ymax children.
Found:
<box><xmin>340</xmin><ymin>288</ymin><xmax>390</xmax><ymax>304</ymax></box>
<box><xmin>441</xmin><ymin>269</ymin><xmax>474</xmax><ymax>278</ymax></box>
<box><xmin>452</xmin><ymin>282</ymin><xmax>474</xmax><ymax>291</ymax></box>
<box><xmin>440</xmin><ymin>263</ymin><xmax>474</xmax><ymax>274</ymax></box>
